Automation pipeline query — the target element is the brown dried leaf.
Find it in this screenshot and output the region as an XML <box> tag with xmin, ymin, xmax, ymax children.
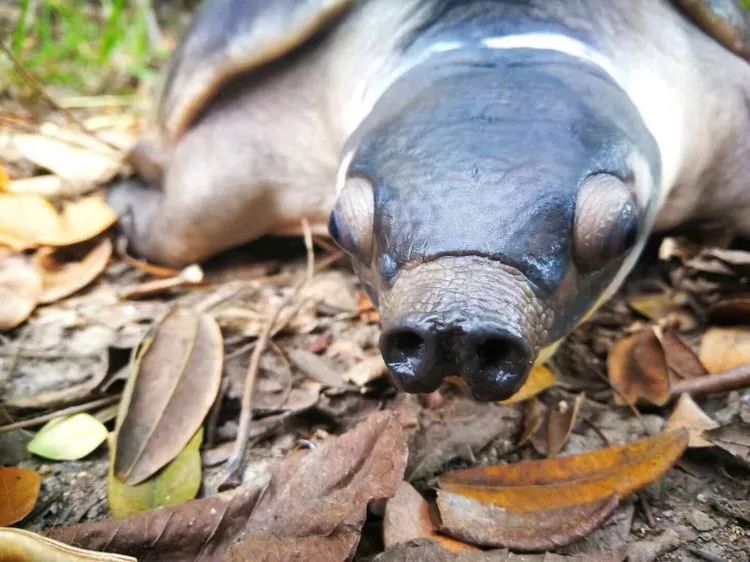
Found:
<box><xmin>664</xmin><ymin>394</ymin><xmax>718</xmax><ymax>448</ymax></box>
<box><xmin>707</xmin><ymin>296</ymin><xmax>750</xmax><ymax>325</ymax></box>
<box><xmin>383</xmin><ymin>481</ymin><xmax>478</xmax><ymax>553</ymax></box>
<box><xmin>36</xmin><ymin>238</ymin><xmax>112</xmax><ymax>304</ymax></box>
<box><xmin>703</xmin><ymin>423</ymin><xmax>750</xmax><ymax>466</ymax></box>
<box><xmin>230</xmin><ymin>411</ymin><xmax>408</xmax><ymax>561</ymax></box>
<box><xmin>287</xmin><ymin>348</ymin><xmax>344</xmax><ymax>387</ymax></box>
<box><xmin>439</xmin><ymin>430</ymin><xmax>688</xmax><ymax>513</ymax></box>
<box><xmin>437</xmin><ymin>490</ymin><xmax>618</xmax><ymax>551</ymax></box>
<box><xmin>0</xmin><ymin>528</ymin><xmax>135</xmax><ymax>562</ymax></box>
<box><xmin>0</xmin><ymin>256</ymin><xmax>42</xmax><ymax>331</ymax></box>
<box><xmin>115</xmin><ymin>308</ymin><xmax>223</xmax><ymax>485</ymax></box>
<box><xmin>343</xmin><ymin>354</ymin><xmax>388</xmax><ymax>386</ymax></box>
<box><xmin>627</xmin><ymin>292</ymin><xmax>676</xmax><ymax>322</ymax></box>
<box><xmin>520</xmin><ymin>398</ymin><xmax>547</xmax><ymax>448</ymax></box>
<box><xmin>547</xmin><ymin>394</ymin><xmax>586</xmax><ymax>457</ymax></box>
<box><xmin>608</xmin><ymin>329</ymin><xmax>670</xmax><ymax>406</ymax></box>
<box><xmin>51</xmin><ymin>412</ymin><xmax>406</xmax><ymax>561</ymax></box>
<box><xmin>654</xmin><ymin>329</ymin><xmax>707</xmax><ymax>380</ymax></box>
<box><xmin>699</xmin><ymin>327</ymin><xmax>750</xmax><ymax>374</ymax></box>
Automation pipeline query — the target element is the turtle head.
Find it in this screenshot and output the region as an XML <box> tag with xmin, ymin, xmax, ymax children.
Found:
<box><xmin>330</xmin><ymin>50</ymin><xmax>660</xmax><ymax>400</ymax></box>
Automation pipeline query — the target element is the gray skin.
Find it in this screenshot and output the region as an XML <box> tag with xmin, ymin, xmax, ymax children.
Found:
<box><xmin>112</xmin><ymin>0</ymin><xmax>750</xmax><ymax>401</ymax></box>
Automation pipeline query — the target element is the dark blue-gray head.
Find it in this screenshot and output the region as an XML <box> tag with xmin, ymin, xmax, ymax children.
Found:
<box><xmin>329</xmin><ymin>49</ymin><xmax>660</xmax><ymax>400</ymax></box>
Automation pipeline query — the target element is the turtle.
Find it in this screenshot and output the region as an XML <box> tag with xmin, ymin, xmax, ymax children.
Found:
<box><xmin>111</xmin><ymin>0</ymin><xmax>750</xmax><ymax>401</ymax></box>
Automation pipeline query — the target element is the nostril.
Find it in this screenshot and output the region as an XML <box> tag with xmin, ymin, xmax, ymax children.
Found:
<box><xmin>476</xmin><ymin>338</ymin><xmax>514</xmax><ymax>371</ymax></box>
<box><xmin>381</xmin><ymin>329</ymin><xmax>427</xmax><ymax>372</ymax></box>
<box><xmin>463</xmin><ymin>333</ymin><xmax>534</xmax><ymax>401</ymax></box>
<box><xmin>380</xmin><ymin>327</ymin><xmax>442</xmax><ymax>393</ymax></box>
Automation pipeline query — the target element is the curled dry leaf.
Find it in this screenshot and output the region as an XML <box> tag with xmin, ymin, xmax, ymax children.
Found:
<box><xmin>703</xmin><ymin>423</ymin><xmax>750</xmax><ymax>467</ymax></box>
<box><xmin>53</xmin><ymin>412</ymin><xmax>407</xmax><ymax>562</ymax></box>
<box><xmin>699</xmin><ymin>327</ymin><xmax>750</xmax><ymax>374</ymax></box>
<box><xmin>664</xmin><ymin>394</ymin><xmax>718</xmax><ymax>448</ymax></box>
<box><xmin>520</xmin><ymin>398</ymin><xmax>547</xmax><ymax>447</ymax></box>
<box><xmin>109</xmin><ymin>429</ymin><xmax>203</xmax><ymax>518</ymax></box>
<box><xmin>654</xmin><ymin>329</ymin><xmax>707</xmax><ymax>380</ymax></box>
<box><xmin>0</xmin><ymin>256</ymin><xmax>42</xmax><ymax>331</ymax></box>
<box><xmin>383</xmin><ymin>481</ymin><xmax>478</xmax><ymax>553</ymax></box>
<box><xmin>28</xmin><ymin>414</ymin><xmax>108</xmax><ymax>461</ymax></box>
<box><xmin>36</xmin><ymin>238</ymin><xmax>112</xmax><ymax>304</ymax></box>
<box><xmin>437</xmin><ymin>490</ymin><xmax>619</xmax><ymax>551</ymax></box>
<box><xmin>0</xmin><ymin>193</ymin><xmax>117</xmax><ymax>250</ymax></box>
<box><xmin>608</xmin><ymin>328</ymin><xmax>670</xmax><ymax>406</ymax></box>
<box><xmin>115</xmin><ymin>307</ymin><xmax>223</xmax><ymax>485</ymax></box>
<box><xmin>547</xmin><ymin>393</ymin><xmax>586</xmax><ymax>457</ymax></box>
<box><xmin>0</xmin><ymin>528</ymin><xmax>135</xmax><ymax>562</ymax></box>
<box><xmin>707</xmin><ymin>296</ymin><xmax>750</xmax><ymax>324</ymax></box>
<box><xmin>439</xmin><ymin>430</ymin><xmax>688</xmax><ymax>513</ymax></box>
<box><xmin>500</xmin><ymin>365</ymin><xmax>557</xmax><ymax>405</ymax></box>
<box><xmin>0</xmin><ymin>467</ymin><xmax>41</xmax><ymax>526</ymax></box>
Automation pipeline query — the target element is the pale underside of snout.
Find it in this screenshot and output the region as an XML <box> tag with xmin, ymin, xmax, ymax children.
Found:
<box><xmin>378</xmin><ymin>255</ymin><xmax>553</xmax><ymax>401</ymax></box>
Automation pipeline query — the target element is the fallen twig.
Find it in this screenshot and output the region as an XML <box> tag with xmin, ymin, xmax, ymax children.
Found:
<box><xmin>221</xmin><ymin>219</ymin><xmax>315</xmax><ymax>488</ymax></box>
<box><xmin>670</xmin><ymin>365</ymin><xmax>750</xmax><ymax>400</ymax></box>
<box><xmin>0</xmin><ymin>395</ymin><xmax>121</xmax><ymax>434</ymax></box>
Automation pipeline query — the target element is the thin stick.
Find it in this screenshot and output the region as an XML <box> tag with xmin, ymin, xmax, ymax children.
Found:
<box><xmin>670</xmin><ymin>365</ymin><xmax>750</xmax><ymax>400</ymax></box>
<box><xmin>0</xmin><ymin>42</ymin><xmax>122</xmax><ymax>153</ymax></box>
<box><xmin>222</xmin><ymin>220</ymin><xmax>315</xmax><ymax>487</ymax></box>
<box><xmin>0</xmin><ymin>395</ymin><xmax>121</xmax><ymax>433</ymax></box>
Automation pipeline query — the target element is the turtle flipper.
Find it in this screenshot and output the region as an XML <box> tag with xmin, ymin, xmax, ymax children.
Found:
<box><xmin>159</xmin><ymin>0</ymin><xmax>353</xmax><ymax>141</ymax></box>
<box><xmin>677</xmin><ymin>0</ymin><xmax>750</xmax><ymax>60</ymax></box>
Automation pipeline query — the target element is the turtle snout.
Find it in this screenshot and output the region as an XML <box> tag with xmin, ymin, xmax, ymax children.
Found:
<box><xmin>380</xmin><ymin>322</ymin><xmax>534</xmax><ymax>400</ymax></box>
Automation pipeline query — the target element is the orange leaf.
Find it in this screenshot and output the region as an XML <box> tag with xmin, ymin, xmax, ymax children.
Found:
<box><xmin>383</xmin><ymin>481</ymin><xmax>478</xmax><ymax>554</ymax></box>
<box><xmin>0</xmin><ymin>468</ymin><xmax>41</xmax><ymax>526</ymax></box>
<box><xmin>500</xmin><ymin>365</ymin><xmax>557</xmax><ymax>405</ymax></box>
<box><xmin>439</xmin><ymin>430</ymin><xmax>688</xmax><ymax>513</ymax></box>
<box><xmin>608</xmin><ymin>328</ymin><xmax>670</xmax><ymax>406</ymax></box>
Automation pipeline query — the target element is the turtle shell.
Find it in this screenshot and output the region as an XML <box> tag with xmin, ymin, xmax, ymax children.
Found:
<box><xmin>677</xmin><ymin>0</ymin><xmax>750</xmax><ymax>60</ymax></box>
<box><xmin>158</xmin><ymin>0</ymin><xmax>353</xmax><ymax>142</ymax></box>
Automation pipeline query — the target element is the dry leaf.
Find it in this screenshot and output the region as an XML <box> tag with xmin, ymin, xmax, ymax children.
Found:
<box><xmin>115</xmin><ymin>308</ymin><xmax>223</xmax><ymax>485</ymax></box>
<box><xmin>439</xmin><ymin>430</ymin><xmax>688</xmax><ymax>513</ymax></box>
<box><xmin>357</xmin><ymin>291</ymin><xmax>380</xmax><ymax>323</ymax></box>
<box><xmin>230</xmin><ymin>412</ymin><xmax>408</xmax><ymax>561</ymax></box>
<box><xmin>0</xmin><ymin>193</ymin><xmax>117</xmax><ymax>249</ymax></box>
<box><xmin>703</xmin><ymin>423</ymin><xmax>750</xmax><ymax>466</ymax></box>
<box><xmin>519</xmin><ymin>398</ymin><xmax>547</xmax><ymax>448</ymax></box>
<box><xmin>36</xmin><ymin>238</ymin><xmax>112</xmax><ymax>304</ymax></box>
<box><xmin>664</xmin><ymin>394</ymin><xmax>718</xmax><ymax>448</ymax></box>
<box><xmin>0</xmin><ymin>256</ymin><xmax>42</xmax><ymax>331</ymax></box>
<box><xmin>287</xmin><ymin>348</ymin><xmax>344</xmax><ymax>387</ymax></box>
<box><xmin>707</xmin><ymin>296</ymin><xmax>750</xmax><ymax>325</ymax></box>
<box><xmin>627</xmin><ymin>292</ymin><xmax>677</xmax><ymax>322</ymax></box>
<box><xmin>52</xmin><ymin>412</ymin><xmax>407</xmax><ymax>561</ymax></box>
<box><xmin>11</xmin><ymin>128</ymin><xmax>121</xmax><ymax>187</ymax></box>
<box><xmin>0</xmin><ymin>467</ymin><xmax>41</xmax><ymax>526</ymax></box>
<box><xmin>4</xmin><ymin>175</ymin><xmax>64</xmax><ymax>197</ymax></box>
<box><xmin>547</xmin><ymin>394</ymin><xmax>586</xmax><ymax>456</ymax></box>
<box><xmin>383</xmin><ymin>481</ymin><xmax>478</xmax><ymax>553</ymax></box>
<box><xmin>437</xmin><ymin>490</ymin><xmax>618</xmax><ymax>551</ymax></box>
<box><xmin>699</xmin><ymin>327</ymin><xmax>750</xmax><ymax>374</ymax></box>
<box><xmin>343</xmin><ymin>354</ymin><xmax>388</xmax><ymax>386</ymax></box>
<box><xmin>655</xmin><ymin>329</ymin><xmax>707</xmax><ymax>380</ymax></box>
<box><xmin>0</xmin><ymin>528</ymin><xmax>135</xmax><ymax>561</ymax></box>
<box><xmin>500</xmin><ymin>365</ymin><xmax>557</xmax><ymax>405</ymax></box>
<box><xmin>608</xmin><ymin>329</ymin><xmax>670</xmax><ymax>406</ymax></box>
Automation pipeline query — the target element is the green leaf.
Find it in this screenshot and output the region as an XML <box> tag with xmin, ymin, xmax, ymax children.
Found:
<box><xmin>108</xmin><ymin>428</ymin><xmax>203</xmax><ymax>518</ymax></box>
<box><xmin>27</xmin><ymin>413</ymin><xmax>108</xmax><ymax>461</ymax></box>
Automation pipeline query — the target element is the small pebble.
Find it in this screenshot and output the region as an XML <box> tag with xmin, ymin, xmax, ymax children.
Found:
<box><xmin>687</xmin><ymin>508</ymin><xmax>718</xmax><ymax>532</ymax></box>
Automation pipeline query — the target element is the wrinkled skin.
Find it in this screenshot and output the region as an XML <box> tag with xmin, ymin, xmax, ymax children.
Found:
<box><xmin>113</xmin><ymin>0</ymin><xmax>750</xmax><ymax>400</ymax></box>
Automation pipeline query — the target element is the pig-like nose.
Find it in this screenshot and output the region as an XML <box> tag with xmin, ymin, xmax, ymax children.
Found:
<box><xmin>380</xmin><ymin>321</ymin><xmax>535</xmax><ymax>400</ymax></box>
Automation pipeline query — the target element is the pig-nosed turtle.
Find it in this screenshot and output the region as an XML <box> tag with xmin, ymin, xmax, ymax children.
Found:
<box><xmin>112</xmin><ymin>0</ymin><xmax>750</xmax><ymax>401</ymax></box>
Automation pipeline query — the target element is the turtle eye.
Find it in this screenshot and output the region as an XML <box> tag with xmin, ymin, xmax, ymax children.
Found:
<box><xmin>328</xmin><ymin>176</ymin><xmax>374</xmax><ymax>262</ymax></box>
<box><xmin>574</xmin><ymin>174</ymin><xmax>640</xmax><ymax>271</ymax></box>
